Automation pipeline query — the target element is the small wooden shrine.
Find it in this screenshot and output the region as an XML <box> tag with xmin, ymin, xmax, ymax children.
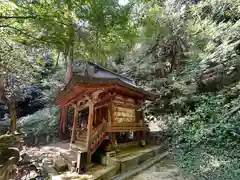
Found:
<box><xmin>56</xmin><ymin>61</ymin><xmax>156</xmax><ymax>163</ymax></box>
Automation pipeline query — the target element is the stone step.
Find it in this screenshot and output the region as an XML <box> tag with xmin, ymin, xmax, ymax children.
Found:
<box><xmin>71</xmin><ymin>142</ymin><xmax>87</xmax><ymax>152</ymax></box>
<box><xmin>75</xmin><ymin>140</ymin><xmax>87</xmax><ymax>147</ymax></box>
<box><xmin>42</xmin><ymin>164</ymin><xmax>58</xmax><ymax>177</ymax></box>
<box><xmin>111</xmin><ymin>152</ymin><xmax>169</xmax><ymax>180</ymax></box>
<box><xmin>77</xmin><ymin>136</ymin><xmax>87</xmax><ymax>142</ymax></box>
<box><xmin>60</xmin><ymin>150</ymin><xmax>77</xmax><ymax>166</ymax></box>
<box><xmin>78</xmin><ymin>133</ymin><xmax>87</xmax><ymax>136</ymax></box>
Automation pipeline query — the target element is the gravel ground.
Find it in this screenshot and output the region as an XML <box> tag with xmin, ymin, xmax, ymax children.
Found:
<box><xmin>132</xmin><ymin>157</ymin><xmax>183</xmax><ymax>180</ymax></box>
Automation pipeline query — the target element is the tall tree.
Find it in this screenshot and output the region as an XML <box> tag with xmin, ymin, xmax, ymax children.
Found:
<box><xmin>0</xmin><ymin>39</ymin><xmax>35</xmax><ymax>133</ymax></box>
<box><xmin>1</xmin><ymin>0</ymin><xmax>137</xmax><ymax>80</ymax></box>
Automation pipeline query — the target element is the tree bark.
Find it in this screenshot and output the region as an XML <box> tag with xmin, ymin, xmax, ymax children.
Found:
<box><xmin>64</xmin><ymin>24</ymin><xmax>74</xmax><ymax>83</ymax></box>
<box><xmin>55</xmin><ymin>51</ymin><xmax>60</xmax><ymax>68</ymax></box>
<box><xmin>64</xmin><ymin>47</ymin><xmax>73</xmax><ymax>83</ymax></box>
<box><xmin>65</xmin><ymin>50</ymin><xmax>73</xmax><ymax>83</ymax></box>
<box><xmin>8</xmin><ymin>101</ymin><xmax>17</xmax><ymax>133</ymax></box>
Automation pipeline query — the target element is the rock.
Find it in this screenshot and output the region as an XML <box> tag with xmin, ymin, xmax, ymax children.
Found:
<box><xmin>0</xmin><ymin>134</ymin><xmax>17</xmax><ymax>150</ymax></box>
<box><xmin>0</xmin><ymin>148</ymin><xmax>20</xmax><ymax>180</ymax></box>
<box><xmin>71</xmin><ymin>161</ymin><xmax>76</xmax><ymax>167</ymax></box>
<box><xmin>0</xmin><ymin>157</ymin><xmax>17</xmax><ymax>180</ymax></box>
<box><xmin>197</xmin><ymin>59</ymin><xmax>240</xmax><ymax>92</ymax></box>
<box><xmin>19</xmin><ymin>153</ymin><xmax>31</xmax><ymax>165</ymax></box>
<box><xmin>71</xmin><ymin>161</ymin><xmax>77</xmax><ymax>172</ymax></box>
<box><xmin>43</xmin><ymin>158</ymin><xmax>53</xmax><ymax>165</ymax></box>
<box><xmin>42</xmin><ymin>164</ymin><xmax>58</xmax><ymax>177</ymax></box>
<box><xmin>106</xmin><ymin>151</ymin><xmax>116</xmax><ymax>157</ymax></box>
<box><xmin>140</xmin><ymin>140</ymin><xmax>146</xmax><ymax>147</ymax></box>
<box><xmin>53</xmin><ymin>157</ymin><xmax>68</xmax><ymax>172</ymax></box>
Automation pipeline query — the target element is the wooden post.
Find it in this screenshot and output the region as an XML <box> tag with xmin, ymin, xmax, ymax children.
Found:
<box><xmin>108</xmin><ymin>105</ymin><xmax>111</xmax><ymax>124</ymax></box>
<box><xmin>111</xmin><ymin>132</ymin><xmax>116</xmax><ymax>150</ymax></box>
<box><xmin>87</xmin><ymin>101</ymin><xmax>94</xmax><ymax>163</ymax></box>
<box><xmin>110</xmin><ymin>96</ymin><xmax>115</xmax><ymax>123</ymax></box>
<box><xmin>94</xmin><ymin>108</ymin><xmax>97</xmax><ymax>126</ymax></box>
<box><xmin>71</xmin><ymin>108</ymin><xmax>79</xmax><ymax>144</ymax></box>
<box><xmin>60</xmin><ymin>107</ymin><xmax>68</xmax><ymax>137</ymax></box>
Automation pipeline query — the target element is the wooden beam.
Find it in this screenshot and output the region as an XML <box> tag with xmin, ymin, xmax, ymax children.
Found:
<box><xmin>87</xmin><ymin>101</ymin><xmax>94</xmax><ymax>163</ymax></box>
<box><xmin>105</xmin><ymin>127</ymin><xmax>149</xmax><ymax>132</ymax></box>
<box><xmin>76</xmin><ymin>102</ymin><xmax>90</xmax><ymax>111</ymax></box>
<box><xmin>114</xmin><ymin>85</ymin><xmax>146</xmax><ymax>99</ymax></box>
<box><xmin>113</xmin><ymin>102</ymin><xmax>136</xmax><ymax>109</ymax></box>
<box><xmin>95</xmin><ymin>103</ymin><xmax>109</xmax><ymax>110</ymax></box>
<box><xmin>94</xmin><ymin>95</ymin><xmax>112</xmax><ymax>107</ymax></box>
<box><xmin>70</xmin><ymin>108</ymin><xmax>79</xmax><ymax>144</ymax></box>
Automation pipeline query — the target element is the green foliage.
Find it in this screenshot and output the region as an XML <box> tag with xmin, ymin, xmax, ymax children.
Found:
<box><xmin>0</xmin><ymin>0</ymin><xmax>137</xmax><ymax>61</ymax></box>
<box><xmin>0</xmin><ymin>39</ymin><xmax>35</xmax><ymax>101</ymax></box>
<box><xmin>18</xmin><ymin>106</ymin><xmax>60</xmax><ymax>137</ymax></box>
<box><xmin>168</xmin><ymin>87</ymin><xmax>240</xmax><ymax>180</ymax></box>
<box><xmin>165</xmin><ymin>1</ymin><xmax>240</xmax><ymax>179</ymax></box>
<box><xmin>111</xmin><ymin>0</ymin><xmax>240</xmax><ymax>179</ymax></box>
<box><xmin>117</xmin><ymin>0</ymin><xmax>190</xmax><ymax>84</ymax></box>
<box><xmin>191</xmin><ymin>0</ymin><xmax>240</xmax><ymax>23</ymax></box>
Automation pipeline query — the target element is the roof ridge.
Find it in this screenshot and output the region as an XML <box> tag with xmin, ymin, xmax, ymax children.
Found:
<box><xmin>74</xmin><ymin>60</ymin><xmax>135</xmax><ymax>83</ymax></box>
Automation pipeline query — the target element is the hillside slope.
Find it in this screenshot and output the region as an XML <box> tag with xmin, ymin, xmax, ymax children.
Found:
<box><xmin>110</xmin><ymin>0</ymin><xmax>240</xmax><ymax>179</ymax></box>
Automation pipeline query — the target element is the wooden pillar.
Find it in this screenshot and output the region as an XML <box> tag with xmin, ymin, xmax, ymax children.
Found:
<box><xmin>108</xmin><ymin>104</ymin><xmax>111</xmax><ymax>124</ymax></box>
<box><xmin>70</xmin><ymin>108</ymin><xmax>79</xmax><ymax>144</ymax></box>
<box><xmin>109</xmin><ymin>97</ymin><xmax>116</xmax><ymax>150</ymax></box>
<box><xmin>60</xmin><ymin>107</ymin><xmax>68</xmax><ymax>137</ymax></box>
<box><xmin>87</xmin><ymin>101</ymin><xmax>94</xmax><ymax>163</ymax></box>
<box><xmin>110</xmin><ymin>96</ymin><xmax>115</xmax><ymax>123</ymax></box>
<box><xmin>94</xmin><ymin>108</ymin><xmax>97</xmax><ymax>126</ymax></box>
<box><xmin>111</xmin><ymin>132</ymin><xmax>116</xmax><ymax>150</ymax></box>
<box><xmin>135</xmin><ymin>131</ymin><xmax>141</xmax><ymax>141</ymax></box>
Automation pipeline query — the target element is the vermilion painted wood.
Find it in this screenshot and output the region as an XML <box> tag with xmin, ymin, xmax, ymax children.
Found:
<box><xmin>60</xmin><ymin>107</ymin><xmax>68</xmax><ymax>135</ymax></box>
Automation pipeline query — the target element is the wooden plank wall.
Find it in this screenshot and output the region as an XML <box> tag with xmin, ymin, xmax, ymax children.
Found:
<box><xmin>112</xmin><ymin>94</ymin><xmax>137</xmax><ymax>123</ymax></box>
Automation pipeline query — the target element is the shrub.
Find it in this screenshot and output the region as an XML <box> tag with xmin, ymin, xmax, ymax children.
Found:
<box><xmin>18</xmin><ymin>106</ymin><xmax>60</xmax><ymax>138</ymax></box>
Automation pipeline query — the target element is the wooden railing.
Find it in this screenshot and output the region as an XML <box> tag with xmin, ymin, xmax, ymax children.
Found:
<box><xmin>90</xmin><ymin>120</ymin><xmax>107</xmax><ymax>154</ymax></box>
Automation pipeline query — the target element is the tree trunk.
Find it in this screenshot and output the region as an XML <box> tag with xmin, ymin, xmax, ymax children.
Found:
<box><xmin>55</xmin><ymin>51</ymin><xmax>60</xmax><ymax>68</ymax></box>
<box><xmin>61</xmin><ymin>24</ymin><xmax>75</xmax><ymax>137</ymax></box>
<box><xmin>65</xmin><ymin>25</ymin><xmax>74</xmax><ymax>83</ymax></box>
<box><xmin>65</xmin><ymin>49</ymin><xmax>73</xmax><ymax>83</ymax></box>
<box><xmin>8</xmin><ymin>101</ymin><xmax>17</xmax><ymax>133</ymax></box>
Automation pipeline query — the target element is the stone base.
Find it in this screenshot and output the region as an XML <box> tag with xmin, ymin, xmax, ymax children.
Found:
<box><xmin>54</xmin><ymin>157</ymin><xmax>68</xmax><ymax>172</ymax></box>
<box><xmin>42</xmin><ymin>164</ymin><xmax>58</xmax><ymax>178</ymax></box>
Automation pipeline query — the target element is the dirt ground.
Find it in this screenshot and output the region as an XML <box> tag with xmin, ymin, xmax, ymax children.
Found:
<box><xmin>21</xmin><ymin>142</ymin><xmax>183</xmax><ymax>180</ymax></box>
<box><xmin>132</xmin><ymin>157</ymin><xmax>183</xmax><ymax>180</ymax></box>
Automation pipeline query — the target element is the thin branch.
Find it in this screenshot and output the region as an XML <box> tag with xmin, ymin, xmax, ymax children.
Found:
<box><xmin>223</xmin><ymin>104</ymin><xmax>240</xmax><ymax>119</ymax></box>
<box><xmin>0</xmin><ymin>14</ymin><xmax>70</xmax><ymax>26</ymax></box>
<box><xmin>0</xmin><ymin>25</ymin><xmax>61</xmax><ymax>47</ymax></box>
<box><xmin>2</xmin><ymin>39</ymin><xmax>13</xmax><ymax>51</ymax></box>
<box><xmin>0</xmin><ymin>25</ymin><xmax>41</xmax><ymax>41</ymax></box>
<box><xmin>0</xmin><ymin>16</ymin><xmax>37</xmax><ymax>19</ymax></box>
